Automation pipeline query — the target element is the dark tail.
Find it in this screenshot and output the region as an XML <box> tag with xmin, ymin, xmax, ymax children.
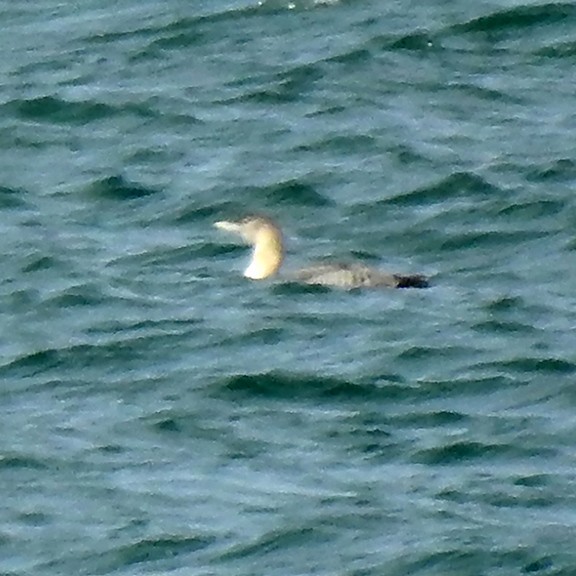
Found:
<box><xmin>394</xmin><ymin>274</ymin><xmax>429</xmax><ymax>289</ymax></box>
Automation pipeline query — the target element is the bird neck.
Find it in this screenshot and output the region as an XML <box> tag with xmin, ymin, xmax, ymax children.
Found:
<box><xmin>244</xmin><ymin>226</ymin><xmax>283</xmax><ymax>279</ymax></box>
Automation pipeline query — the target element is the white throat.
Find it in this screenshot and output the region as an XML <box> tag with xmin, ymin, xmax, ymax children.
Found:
<box><xmin>244</xmin><ymin>240</ymin><xmax>282</xmax><ymax>279</ymax></box>
<box><xmin>244</xmin><ymin>256</ymin><xmax>269</xmax><ymax>279</ymax></box>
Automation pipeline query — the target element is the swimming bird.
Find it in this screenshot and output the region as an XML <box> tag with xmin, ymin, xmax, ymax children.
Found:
<box><xmin>214</xmin><ymin>214</ymin><xmax>428</xmax><ymax>289</ymax></box>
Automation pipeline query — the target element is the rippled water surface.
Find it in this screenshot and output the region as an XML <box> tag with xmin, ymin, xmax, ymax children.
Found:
<box><xmin>2</xmin><ymin>1</ymin><xmax>576</xmax><ymax>574</ymax></box>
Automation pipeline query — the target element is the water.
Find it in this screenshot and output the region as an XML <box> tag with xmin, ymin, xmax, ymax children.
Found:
<box><xmin>1</xmin><ymin>0</ymin><xmax>576</xmax><ymax>574</ymax></box>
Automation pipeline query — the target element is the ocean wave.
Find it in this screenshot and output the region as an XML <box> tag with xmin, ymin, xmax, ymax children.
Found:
<box><xmin>0</xmin><ymin>453</ymin><xmax>50</xmax><ymax>471</ymax></box>
<box><xmin>478</xmin><ymin>357</ymin><xmax>576</xmax><ymax>376</ymax></box>
<box><xmin>0</xmin><ymin>185</ymin><xmax>29</xmax><ymax>209</ymax></box>
<box><xmin>537</xmin><ymin>39</ymin><xmax>576</xmax><ymax>58</ymax></box>
<box><xmin>372</xmin><ymin>2</ymin><xmax>576</xmax><ymax>57</ymax></box>
<box><xmin>218</xmin><ymin>526</ymin><xmax>318</xmax><ymax>561</ymax></box>
<box><xmin>8</xmin><ymin>96</ymin><xmax>155</xmax><ymax>124</ymax></box>
<box><xmin>85</xmin><ymin>175</ymin><xmax>161</xmax><ymax>201</ymax></box>
<box><xmin>526</xmin><ymin>158</ymin><xmax>576</xmax><ymax>182</ymax></box>
<box><xmin>412</xmin><ymin>439</ymin><xmax>555</xmax><ymax>465</ymax></box>
<box><xmin>382</xmin><ymin>172</ymin><xmax>501</xmax><ymax>206</ymax></box>
<box><xmin>452</xmin><ymin>3</ymin><xmax>576</xmax><ymax>35</ymax></box>
<box><xmin>108</xmin><ymin>535</ymin><xmax>214</xmax><ymax>567</ymax></box>
<box><xmin>213</xmin><ymin>371</ymin><xmax>428</xmax><ymax>402</ymax></box>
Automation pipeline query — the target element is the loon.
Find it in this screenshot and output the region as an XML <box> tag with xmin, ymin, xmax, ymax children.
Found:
<box><xmin>214</xmin><ymin>214</ymin><xmax>428</xmax><ymax>289</ymax></box>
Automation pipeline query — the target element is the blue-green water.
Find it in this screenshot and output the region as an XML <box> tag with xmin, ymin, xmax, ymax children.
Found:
<box><xmin>2</xmin><ymin>1</ymin><xmax>576</xmax><ymax>574</ymax></box>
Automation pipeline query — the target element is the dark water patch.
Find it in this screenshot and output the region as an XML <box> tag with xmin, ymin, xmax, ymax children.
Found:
<box><xmin>480</xmin><ymin>357</ymin><xmax>576</xmax><ymax>376</ymax></box>
<box><xmin>395</xmin><ymin>543</ymin><xmax>561</xmax><ymax>576</ymax></box>
<box><xmin>11</xmin><ymin>95</ymin><xmax>158</xmax><ymax>124</ymax></box>
<box><xmin>419</xmin><ymin>375</ymin><xmax>516</xmax><ymax>399</ymax></box>
<box><xmin>0</xmin><ymin>186</ymin><xmax>28</xmax><ymax>209</ymax></box>
<box><xmin>383</xmin><ymin>171</ymin><xmax>500</xmax><ymax>206</ymax></box>
<box><xmin>86</xmin><ymin>5</ymin><xmax>262</xmax><ymax>46</ymax></box>
<box><xmin>439</xmin><ymin>229</ymin><xmax>550</xmax><ymax>252</ymax></box>
<box><xmin>394</xmin><ymin>410</ymin><xmax>469</xmax><ymax>428</ymax></box>
<box><xmin>335</xmin><ymin>411</ymin><xmax>470</xmax><ymax>460</ymax></box>
<box><xmin>396</xmin><ymin>345</ymin><xmax>470</xmax><ymax>362</ymax></box>
<box><xmin>215</xmin><ymin>372</ymin><xmax>410</xmax><ymax>402</ymax></box>
<box><xmin>389</xmin><ymin>143</ymin><xmax>433</xmax><ymax>166</ymax></box>
<box><xmin>452</xmin><ymin>3</ymin><xmax>576</xmax><ymax>36</ymax></box>
<box><xmin>537</xmin><ymin>39</ymin><xmax>576</xmax><ymax>58</ymax></box>
<box><xmin>523</xmin><ymin>557</ymin><xmax>554</xmax><ymax>573</ymax></box>
<box><xmin>220</xmin><ymin>63</ymin><xmax>323</xmax><ymax>105</ymax></box>
<box><xmin>0</xmin><ymin>454</ymin><xmax>49</xmax><ymax>471</ymax></box>
<box><xmin>485</xmin><ymin>491</ymin><xmax>557</xmax><ymax>510</ymax></box>
<box><xmin>112</xmin><ymin>535</ymin><xmax>213</xmax><ymax>567</ymax></box>
<box><xmin>127</xmin><ymin>1</ymin><xmax>302</xmax><ymax>55</ymax></box>
<box><xmin>435</xmin><ymin>485</ymin><xmax>553</xmax><ymax>509</ymax></box>
<box><xmin>335</xmin><ymin>414</ymin><xmax>394</xmax><ymax>444</ymax></box>
<box><xmin>350</xmin><ymin>438</ymin><xmax>397</xmax><ymax>461</ymax></box>
<box><xmin>255</xmin><ymin>179</ymin><xmax>332</xmax><ymax>207</ymax></box>
<box><xmin>325</xmin><ymin>46</ymin><xmax>372</xmax><ymax>65</ymax></box>
<box><xmin>85</xmin><ymin>26</ymin><xmax>159</xmax><ymax>45</ymax></box>
<box><xmin>153</xmin><ymin>110</ymin><xmax>204</xmax><ymax>129</ymax></box>
<box><xmin>106</xmin><ymin>243</ymin><xmax>214</xmax><ymax>268</ymax></box>
<box><xmin>447</xmin><ymin>81</ymin><xmax>519</xmax><ymax>103</ymax></box>
<box><xmin>430</xmin><ymin>549</ymin><xmax>557</xmax><ymax>576</ymax></box>
<box><xmin>218</xmin><ymin>327</ymin><xmax>286</xmax><ymax>348</ymax></box>
<box><xmin>150</xmin><ymin>415</ymin><xmax>187</xmax><ymax>434</ymax></box>
<box><xmin>205</xmin><ymin>241</ymin><xmax>250</xmax><ymax>261</ymax></box>
<box><xmin>412</xmin><ymin>440</ymin><xmax>545</xmax><ymax>465</ymax></box>
<box><xmin>94</xmin><ymin>443</ymin><xmax>125</xmax><ymax>456</ymax></box>
<box><xmin>514</xmin><ymin>474</ymin><xmax>551</xmax><ymax>488</ymax></box>
<box><xmin>0</xmin><ymin>534</ymin><xmax>13</xmax><ymax>548</ymax></box>
<box><xmin>394</xmin><ymin>548</ymin><xmax>491</xmax><ymax>576</ymax></box>
<box><xmin>81</xmin><ymin>13</ymin><xmax>210</xmax><ymax>46</ymax></box>
<box><xmin>180</xmin><ymin>4</ymin><xmax>264</xmax><ymax>25</ymax></box>
<box><xmin>41</xmin><ymin>283</ymin><xmax>109</xmax><ymax>308</ymax></box>
<box><xmin>387</xmin><ymin>30</ymin><xmax>437</xmax><ymax>52</ymax></box>
<box><xmin>19</xmin><ymin>216</ymin><xmax>45</xmax><ymax>229</ymax></box>
<box><xmin>484</xmin><ymin>295</ymin><xmax>524</xmax><ymax>313</ymax></box>
<box><xmin>219</xmin><ymin>526</ymin><xmax>319</xmax><ymax>562</ymax></box>
<box><xmin>86</xmin><ymin>175</ymin><xmax>161</xmax><ymax>201</ymax></box>
<box><xmin>230</xmin><ymin>63</ymin><xmax>323</xmax><ymax>105</ymax></box>
<box><xmin>473</xmin><ymin>319</ymin><xmax>537</xmax><ymax>335</ymax></box>
<box><xmin>17</xmin><ymin>511</ymin><xmax>52</xmax><ymax>527</ymax></box>
<box><xmin>367</xmin><ymin>29</ymin><xmax>440</xmax><ymax>55</ymax></box>
<box><xmin>126</xmin><ymin>145</ymin><xmax>185</xmax><ymax>164</ymax></box>
<box><xmin>20</xmin><ymin>254</ymin><xmax>62</xmax><ymax>274</ymax></box>
<box><xmin>189</xmin><ymin>241</ymin><xmax>240</xmax><ymax>260</ymax></box>
<box><xmin>526</xmin><ymin>158</ymin><xmax>576</xmax><ymax>183</ymax></box>
<box><xmin>0</xmin><ymin>332</ymin><xmax>193</xmax><ymax>380</ymax></box>
<box><xmin>145</xmin><ymin>411</ymin><xmax>265</xmax><ymax>459</ymax></box>
<box><xmin>170</xmin><ymin>202</ymin><xmax>219</xmax><ymax>225</ymax></box>
<box><xmin>305</xmin><ymin>104</ymin><xmax>347</xmax><ymax>118</ymax></box>
<box><xmin>4</xmin><ymin>288</ymin><xmax>41</xmax><ymax>310</ymax></box>
<box><xmin>218</xmin><ymin>372</ymin><xmax>354</xmax><ymax>399</ymax></box>
<box><xmin>0</xmin><ymin>349</ymin><xmax>61</xmax><ymax>378</ymax></box>
<box><xmin>12</xmin><ymin>96</ymin><xmax>112</xmax><ymax>124</ymax></box>
<box><xmin>497</xmin><ymin>198</ymin><xmax>566</xmax><ymax>220</ymax></box>
<box><xmin>293</xmin><ymin>134</ymin><xmax>378</xmax><ymax>155</ymax></box>
<box><xmin>18</xmin><ymin>512</ymin><xmax>54</xmax><ymax>528</ymax></box>
<box><xmin>172</xmin><ymin>201</ymin><xmax>237</xmax><ymax>225</ymax></box>
<box><xmin>146</xmin><ymin>30</ymin><xmax>207</xmax><ymax>51</ymax></box>
<box><xmin>566</xmin><ymin>238</ymin><xmax>576</xmax><ymax>251</ymax></box>
<box><xmin>66</xmin><ymin>534</ymin><xmax>216</xmax><ymax>575</ymax></box>
<box><xmin>277</xmin><ymin>61</ymin><xmax>326</xmax><ymax>87</ymax></box>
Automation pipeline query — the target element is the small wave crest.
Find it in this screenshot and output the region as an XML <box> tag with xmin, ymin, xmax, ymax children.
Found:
<box><xmin>86</xmin><ymin>175</ymin><xmax>161</xmax><ymax>201</ymax></box>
